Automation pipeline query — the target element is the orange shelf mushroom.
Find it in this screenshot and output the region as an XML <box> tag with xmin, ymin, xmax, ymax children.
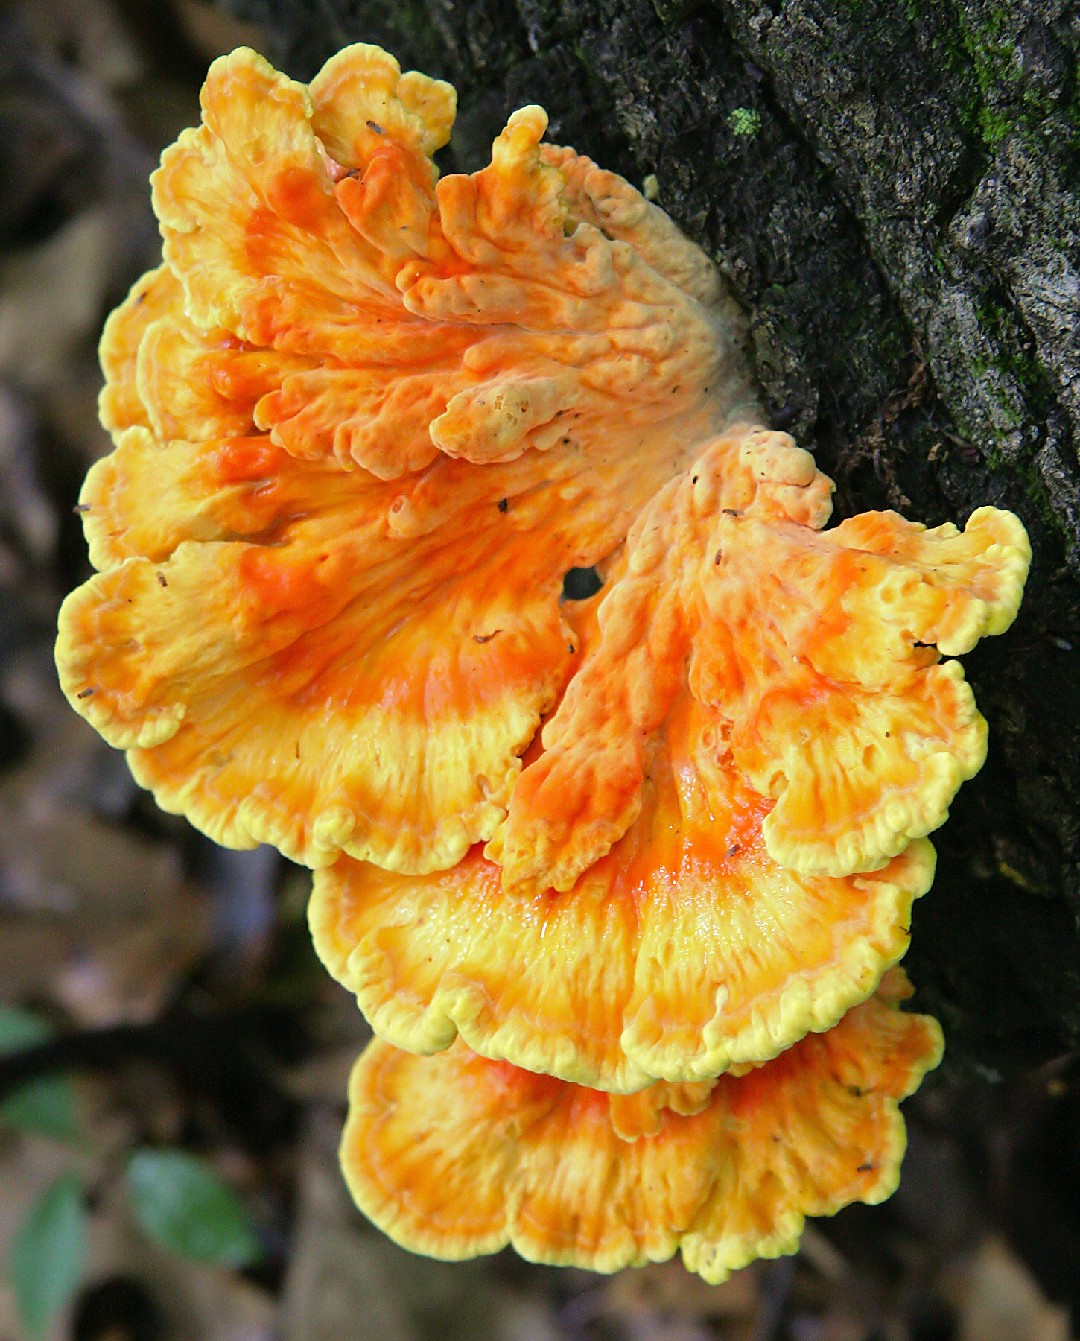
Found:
<box><xmin>310</xmin><ymin>426</ymin><xmax>1026</xmax><ymax>1089</ymax></box>
<box><xmin>55</xmin><ymin>39</ymin><xmax>1029</xmax><ymax>1279</ymax></box>
<box><xmin>55</xmin><ymin>43</ymin><xmax>1028</xmax><ymax>893</ymax></box>
<box><xmin>312</xmin><ymin>685</ymin><xmax>938</xmax><ymax>1090</ymax></box>
<box><xmin>341</xmin><ymin>971</ymin><xmax>943</xmax><ymax>1281</ymax></box>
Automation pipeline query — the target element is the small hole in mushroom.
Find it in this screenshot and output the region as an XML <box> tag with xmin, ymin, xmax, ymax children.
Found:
<box><xmin>561</xmin><ymin>567</ymin><xmax>603</xmax><ymax>601</ymax></box>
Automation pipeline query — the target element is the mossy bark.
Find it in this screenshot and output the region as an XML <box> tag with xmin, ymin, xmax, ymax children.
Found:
<box><xmin>226</xmin><ymin>0</ymin><xmax>1080</xmax><ymax>1078</ymax></box>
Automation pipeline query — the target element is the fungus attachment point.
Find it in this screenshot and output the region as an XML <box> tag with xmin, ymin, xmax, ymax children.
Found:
<box><xmin>341</xmin><ymin>971</ymin><xmax>942</xmax><ymax>1281</ymax></box>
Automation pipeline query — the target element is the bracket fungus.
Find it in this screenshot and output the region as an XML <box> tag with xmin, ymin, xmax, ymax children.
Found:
<box><xmin>56</xmin><ymin>42</ymin><xmax>1029</xmax><ymax>1279</ymax></box>
<box><xmin>342</xmin><ymin>971</ymin><xmax>942</xmax><ymax>1280</ymax></box>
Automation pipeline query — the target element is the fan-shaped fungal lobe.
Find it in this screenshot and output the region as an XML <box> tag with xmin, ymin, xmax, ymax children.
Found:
<box><xmin>56</xmin><ymin>43</ymin><xmax>1027</xmax><ymax>901</ymax></box>
<box><xmin>341</xmin><ymin>972</ymin><xmax>943</xmax><ymax>1281</ymax></box>
<box><xmin>57</xmin><ymin>44</ymin><xmax>760</xmax><ymax>875</ymax></box>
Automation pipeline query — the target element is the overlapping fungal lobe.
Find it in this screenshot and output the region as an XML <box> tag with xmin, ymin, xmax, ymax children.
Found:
<box><xmin>492</xmin><ymin>441</ymin><xmax>1030</xmax><ymax>891</ymax></box>
<box><xmin>310</xmin><ymin>430</ymin><xmax>1027</xmax><ymax>1091</ymax></box>
<box><xmin>340</xmin><ymin>971</ymin><xmax>943</xmax><ymax>1282</ymax></box>
<box><xmin>58</xmin><ymin>39</ymin><xmax>1029</xmax><ymax>1102</ymax></box>
<box><xmin>55</xmin><ymin>43</ymin><xmax>754</xmax><ymax>875</ymax></box>
<box><xmin>311</xmin><ymin>689</ymin><xmax>936</xmax><ymax>1091</ymax></box>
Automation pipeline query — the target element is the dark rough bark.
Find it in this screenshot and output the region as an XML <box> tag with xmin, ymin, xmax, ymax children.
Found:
<box><xmin>225</xmin><ymin>0</ymin><xmax>1080</xmax><ymax>1078</ymax></box>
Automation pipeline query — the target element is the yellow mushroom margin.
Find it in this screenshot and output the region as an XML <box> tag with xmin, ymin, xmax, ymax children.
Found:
<box><xmin>56</xmin><ymin>43</ymin><xmax>756</xmax><ymax>874</ymax></box>
<box><xmin>310</xmin><ymin>685</ymin><xmax>937</xmax><ymax>1091</ymax></box>
<box><xmin>340</xmin><ymin>970</ymin><xmax>943</xmax><ymax>1282</ymax></box>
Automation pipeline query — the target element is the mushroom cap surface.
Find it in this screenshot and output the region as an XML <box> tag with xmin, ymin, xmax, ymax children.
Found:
<box><xmin>56</xmin><ymin>44</ymin><xmax>1028</xmax><ymax>893</ymax></box>
<box><xmin>56</xmin><ymin>44</ymin><xmax>756</xmax><ymax>874</ymax></box>
<box><xmin>56</xmin><ymin>41</ymin><xmax>1028</xmax><ymax>1092</ymax></box>
<box><xmin>340</xmin><ymin>970</ymin><xmax>943</xmax><ymax>1282</ymax></box>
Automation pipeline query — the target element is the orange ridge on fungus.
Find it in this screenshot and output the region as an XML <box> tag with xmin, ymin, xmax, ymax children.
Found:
<box><xmin>340</xmin><ymin>970</ymin><xmax>943</xmax><ymax>1283</ymax></box>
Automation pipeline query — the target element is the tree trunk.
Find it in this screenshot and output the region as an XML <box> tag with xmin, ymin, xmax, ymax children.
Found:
<box><xmin>227</xmin><ymin>0</ymin><xmax>1080</xmax><ymax>1077</ymax></box>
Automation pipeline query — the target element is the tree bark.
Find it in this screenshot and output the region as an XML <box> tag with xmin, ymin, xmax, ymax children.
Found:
<box><xmin>226</xmin><ymin>0</ymin><xmax>1080</xmax><ymax>1077</ymax></box>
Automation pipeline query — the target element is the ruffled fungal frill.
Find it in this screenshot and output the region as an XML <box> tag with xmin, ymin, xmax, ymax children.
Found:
<box><xmin>55</xmin><ymin>39</ymin><xmax>1031</xmax><ymax>1279</ymax></box>
<box><xmin>310</xmin><ymin>683</ymin><xmax>938</xmax><ymax>1090</ymax></box>
<box><xmin>57</xmin><ymin>44</ymin><xmax>1027</xmax><ymax>900</ymax></box>
<box><xmin>57</xmin><ymin>43</ymin><xmax>759</xmax><ymax>876</ymax></box>
<box><xmin>340</xmin><ymin>970</ymin><xmax>943</xmax><ymax>1281</ymax></box>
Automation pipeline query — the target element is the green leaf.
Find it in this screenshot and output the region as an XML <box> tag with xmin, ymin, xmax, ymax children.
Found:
<box><xmin>126</xmin><ymin>1148</ymin><xmax>261</xmax><ymax>1267</ymax></box>
<box><xmin>0</xmin><ymin>1006</ymin><xmax>79</xmax><ymax>1142</ymax></box>
<box><xmin>7</xmin><ymin>1173</ymin><xmax>86</xmax><ymax>1340</ymax></box>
